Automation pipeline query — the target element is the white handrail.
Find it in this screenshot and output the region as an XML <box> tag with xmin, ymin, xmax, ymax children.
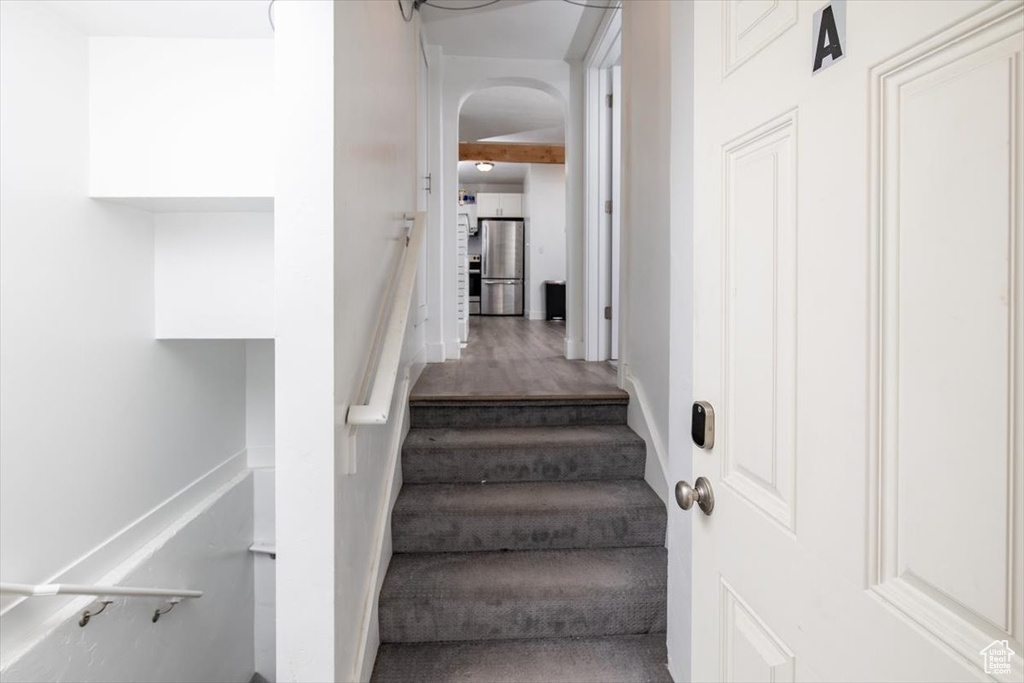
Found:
<box><xmin>347</xmin><ymin>211</ymin><xmax>426</xmax><ymax>425</ymax></box>
<box><xmin>0</xmin><ymin>582</ymin><xmax>203</xmax><ymax>600</ymax></box>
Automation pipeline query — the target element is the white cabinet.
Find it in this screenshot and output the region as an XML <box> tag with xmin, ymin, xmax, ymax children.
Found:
<box><xmin>457</xmin><ymin>214</ymin><xmax>469</xmax><ymax>342</ymax></box>
<box><xmin>475</xmin><ymin>193</ymin><xmax>523</xmax><ymax>218</ymax></box>
<box><xmin>475</xmin><ymin>193</ymin><xmax>501</xmax><ymax>217</ymax></box>
<box><xmin>501</xmin><ymin>193</ymin><xmax>523</xmax><ymax>218</ymax></box>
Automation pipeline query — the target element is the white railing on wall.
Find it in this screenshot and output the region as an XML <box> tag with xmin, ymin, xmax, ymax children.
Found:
<box><xmin>347</xmin><ymin>211</ymin><xmax>426</xmax><ymax>426</ymax></box>
<box><xmin>0</xmin><ymin>582</ymin><xmax>203</xmax><ymax>599</ymax></box>
<box><xmin>1</xmin><ymin>581</ymin><xmax>203</xmax><ymax>626</ymax></box>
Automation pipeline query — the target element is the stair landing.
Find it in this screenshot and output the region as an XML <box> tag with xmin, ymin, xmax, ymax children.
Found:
<box><xmin>411</xmin><ymin>318</ymin><xmax>626</xmax><ymax>401</ymax></box>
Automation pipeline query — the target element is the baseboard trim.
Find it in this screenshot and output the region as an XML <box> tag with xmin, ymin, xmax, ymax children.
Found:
<box><xmin>444</xmin><ymin>337</ymin><xmax>462</xmax><ymax>360</ymax></box>
<box><xmin>528</xmin><ymin>310</ymin><xmax>546</xmax><ymax>321</ymax></box>
<box><xmin>621</xmin><ymin>367</ymin><xmax>670</xmax><ymax>508</ymax></box>
<box><xmin>565</xmin><ymin>337</ymin><xmax>585</xmax><ymax>360</ymax></box>
<box><xmin>425</xmin><ymin>342</ymin><xmax>446</xmax><ymax>364</ymax></box>
<box><xmin>352</xmin><ymin>350</ymin><xmax>425</xmax><ymax>682</ymax></box>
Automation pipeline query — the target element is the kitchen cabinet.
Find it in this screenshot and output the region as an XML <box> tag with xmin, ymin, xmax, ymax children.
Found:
<box><xmin>475</xmin><ymin>192</ymin><xmax>523</xmax><ymax>218</ymax></box>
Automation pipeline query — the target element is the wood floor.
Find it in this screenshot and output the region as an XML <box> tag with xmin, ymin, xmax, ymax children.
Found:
<box><xmin>411</xmin><ymin>317</ymin><xmax>624</xmax><ymax>401</ymax></box>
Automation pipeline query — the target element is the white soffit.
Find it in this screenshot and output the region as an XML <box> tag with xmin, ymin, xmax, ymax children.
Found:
<box><xmin>460</xmin><ymin>86</ymin><xmax>564</xmax><ymax>142</ymax></box>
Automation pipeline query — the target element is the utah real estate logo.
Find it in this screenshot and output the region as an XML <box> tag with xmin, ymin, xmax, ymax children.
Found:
<box><xmin>980</xmin><ymin>640</ymin><xmax>1016</xmax><ymax>676</ymax></box>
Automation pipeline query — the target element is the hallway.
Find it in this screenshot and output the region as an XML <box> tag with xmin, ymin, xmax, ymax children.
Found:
<box><xmin>412</xmin><ymin>317</ymin><xmax>622</xmax><ymax>400</ymax></box>
<box><xmin>3</xmin><ymin>1</ymin><xmax>1018</xmax><ymax>681</ymax></box>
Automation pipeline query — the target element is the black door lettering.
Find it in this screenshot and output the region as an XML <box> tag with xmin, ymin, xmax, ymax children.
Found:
<box><xmin>813</xmin><ymin>5</ymin><xmax>843</xmax><ymax>72</ymax></box>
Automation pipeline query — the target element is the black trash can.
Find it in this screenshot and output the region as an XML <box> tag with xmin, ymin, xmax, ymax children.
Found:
<box><xmin>544</xmin><ymin>280</ymin><xmax>566</xmax><ymax>321</ymax></box>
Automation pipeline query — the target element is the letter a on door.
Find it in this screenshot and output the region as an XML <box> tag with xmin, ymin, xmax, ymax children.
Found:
<box><xmin>812</xmin><ymin>0</ymin><xmax>846</xmax><ymax>74</ymax></box>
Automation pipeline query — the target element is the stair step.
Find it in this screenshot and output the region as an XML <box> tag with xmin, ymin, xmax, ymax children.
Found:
<box><xmin>371</xmin><ymin>634</ymin><xmax>672</xmax><ymax>683</ymax></box>
<box><xmin>402</xmin><ymin>425</ymin><xmax>646</xmax><ymax>484</ymax></box>
<box><xmin>409</xmin><ymin>398</ymin><xmax>628</xmax><ymax>429</ymax></box>
<box><xmin>392</xmin><ymin>480</ymin><xmax>666</xmax><ymax>553</ymax></box>
<box><xmin>379</xmin><ymin>547</ymin><xmax>666</xmax><ymax>643</ymax></box>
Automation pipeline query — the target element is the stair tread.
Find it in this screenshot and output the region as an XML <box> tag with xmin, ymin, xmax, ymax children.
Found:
<box><xmin>404</xmin><ymin>424</ymin><xmax>644</xmax><ymax>451</ymax></box>
<box><xmin>382</xmin><ymin>546</ymin><xmax>666</xmax><ymax>600</ymax></box>
<box><xmin>410</xmin><ymin>400</ymin><xmax>628</xmax><ymax>428</ymax></box>
<box><xmin>403</xmin><ymin>425</ymin><xmax>647</xmax><ymax>484</ymax></box>
<box><xmin>372</xmin><ymin>634</ymin><xmax>671</xmax><ymax>683</ymax></box>
<box><xmin>379</xmin><ymin>547</ymin><xmax>666</xmax><ymax>643</ymax></box>
<box><xmin>395</xmin><ymin>479</ymin><xmax>663</xmax><ymax>514</ymax></box>
<box><xmin>392</xmin><ymin>480</ymin><xmax>665</xmax><ymax>552</ymax></box>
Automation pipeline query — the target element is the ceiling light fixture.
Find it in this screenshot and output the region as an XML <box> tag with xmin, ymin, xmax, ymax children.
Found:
<box><xmin>475</xmin><ymin>161</ymin><xmax>495</xmax><ymax>172</ymax></box>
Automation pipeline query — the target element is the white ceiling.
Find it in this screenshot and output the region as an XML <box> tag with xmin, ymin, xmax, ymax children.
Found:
<box><xmin>421</xmin><ymin>0</ymin><xmax>594</xmax><ymax>60</ymax></box>
<box><xmin>459</xmin><ymin>161</ymin><xmax>529</xmax><ymax>184</ymax></box>
<box><xmin>43</xmin><ymin>0</ymin><xmax>273</xmax><ymax>39</ymax></box>
<box><xmin>460</xmin><ymin>86</ymin><xmax>564</xmax><ymax>143</ymax></box>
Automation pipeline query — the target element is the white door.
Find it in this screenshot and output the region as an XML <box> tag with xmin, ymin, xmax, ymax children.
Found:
<box><xmin>689</xmin><ymin>1</ymin><xmax>1022</xmax><ymax>682</ymax></box>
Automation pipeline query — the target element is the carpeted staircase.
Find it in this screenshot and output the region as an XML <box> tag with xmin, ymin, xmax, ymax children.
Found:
<box><xmin>371</xmin><ymin>396</ymin><xmax>671</xmax><ymax>683</ymax></box>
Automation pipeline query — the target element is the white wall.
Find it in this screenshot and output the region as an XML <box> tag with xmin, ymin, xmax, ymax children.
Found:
<box><xmin>437</xmin><ymin>55</ymin><xmax>573</xmax><ymax>359</ymax></box>
<box><xmin>523</xmin><ymin>164</ymin><xmax>567</xmax><ymax>320</ymax></box>
<box><xmin>273</xmin><ymin>2</ymin><xmax>338</xmax><ymax>679</ymax></box>
<box><xmin>246</xmin><ymin>340</ymin><xmax>276</xmax><ymax>469</ymax></box>
<box><xmin>0</xmin><ymin>4</ymin><xmax>252</xmax><ymax>680</ymax></box>
<box><xmin>155</xmin><ymin>213</ymin><xmax>274</xmax><ymax>339</ymax></box>
<box><xmin>565</xmin><ymin>60</ymin><xmax>587</xmax><ymax>358</ymax></box>
<box><xmin>252</xmin><ymin>469</ymin><xmax>276</xmax><ymax>683</ymax></box>
<box><xmin>462</xmin><ymin>183</ymin><xmax>524</xmax><ymax>193</ymax></box>
<box><xmin>247</xmin><ymin>340</ymin><xmax>275</xmax><ymax>681</ymax></box>
<box><xmin>621</xmin><ymin>0</ymin><xmax>671</xmax><ymax>473</ymax></box>
<box><xmin>621</xmin><ymin>1</ymin><xmax>693</xmax><ymax>681</ymax></box>
<box><xmin>332</xmin><ymin>3</ymin><xmax>423</xmax><ymax>680</ymax></box>
<box><xmin>3</xmin><ymin>473</ymin><xmax>255</xmax><ymax>683</ymax></box>
<box><xmin>275</xmin><ymin>2</ymin><xmax>424</xmax><ymax>681</ymax></box>
<box><xmin>89</xmin><ymin>37</ymin><xmax>273</xmax><ymax>201</ymax></box>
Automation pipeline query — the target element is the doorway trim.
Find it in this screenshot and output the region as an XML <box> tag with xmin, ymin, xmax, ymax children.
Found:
<box><xmin>583</xmin><ymin>6</ymin><xmax>622</xmax><ymax>361</ymax></box>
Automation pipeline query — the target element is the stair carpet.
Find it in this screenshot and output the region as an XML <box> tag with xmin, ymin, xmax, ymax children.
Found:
<box><xmin>371</xmin><ymin>397</ymin><xmax>671</xmax><ymax>683</ymax></box>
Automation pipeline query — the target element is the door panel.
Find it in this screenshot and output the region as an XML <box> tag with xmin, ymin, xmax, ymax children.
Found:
<box><xmin>720</xmin><ymin>579</ymin><xmax>795</xmax><ymax>683</ymax></box>
<box><xmin>722</xmin><ymin>110</ymin><xmax>798</xmax><ymax>531</ymax></box>
<box><xmin>869</xmin><ymin>3</ymin><xmax>1024</xmax><ymax>658</ymax></box>
<box><xmin>691</xmin><ymin>1</ymin><xmax>1024</xmax><ymax>682</ymax></box>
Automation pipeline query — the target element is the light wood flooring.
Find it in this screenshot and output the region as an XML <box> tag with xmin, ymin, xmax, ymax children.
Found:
<box><xmin>411</xmin><ymin>317</ymin><xmax>624</xmax><ymax>401</ymax></box>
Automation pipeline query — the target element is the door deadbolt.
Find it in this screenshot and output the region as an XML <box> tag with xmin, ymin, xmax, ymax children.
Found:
<box><xmin>675</xmin><ymin>477</ymin><xmax>715</xmax><ymax>515</ymax></box>
<box><xmin>692</xmin><ymin>401</ymin><xmax>715</xmax><ymax>449</ymax></box>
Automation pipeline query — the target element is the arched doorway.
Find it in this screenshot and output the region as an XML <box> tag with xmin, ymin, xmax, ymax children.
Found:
<box><xmin>450</xmin><ymin>80</ymin><xmax>573</xmax><ymax>358</ymax></box>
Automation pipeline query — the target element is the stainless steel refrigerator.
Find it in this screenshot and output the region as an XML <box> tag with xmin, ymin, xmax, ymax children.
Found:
<box><xmin>480</xmin><ymin>219</ymin><xmax>524</xmax><ymax>315</ymax></box>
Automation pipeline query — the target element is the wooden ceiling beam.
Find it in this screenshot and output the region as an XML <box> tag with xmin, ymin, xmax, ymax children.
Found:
<box><xmin>459</xmin><ymin>142</ymin><xmax>565</xmax><ymax>165</ymax></box>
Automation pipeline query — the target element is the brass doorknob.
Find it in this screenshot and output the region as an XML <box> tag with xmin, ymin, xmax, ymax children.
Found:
<box><xmin>675</xmin><ymin>476</ymin><xmax>715</xmax><ymax>515</ymax></box>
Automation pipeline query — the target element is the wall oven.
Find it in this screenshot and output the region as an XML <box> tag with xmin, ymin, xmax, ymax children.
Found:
<box><xmin>468</xmin><ymin>254</ymin><xmax>481</xmax><ymax>315</ymax></box>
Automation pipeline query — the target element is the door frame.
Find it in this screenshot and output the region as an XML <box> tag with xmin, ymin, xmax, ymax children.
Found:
<box><xmin>583</xmin><ymin>5</ymin><xmax>621</xmax><ymax>362</ymax></box>
<box><xmin>415</xmin><ymin>32</ymin><xmax>430</xmax><ymax>329</ymax></box>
